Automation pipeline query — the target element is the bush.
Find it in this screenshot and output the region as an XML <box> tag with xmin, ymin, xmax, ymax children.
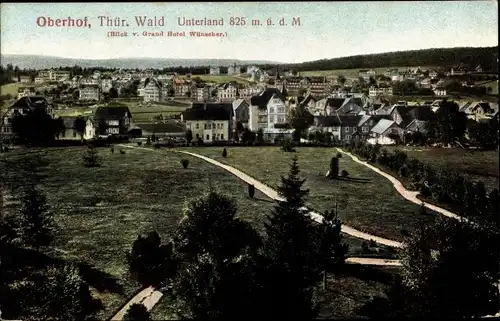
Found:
<box><xmin>336</xmin><ymin>152</ymin><xmax>342</xmax><ymax>158</ymax></box>
<box><xmin>329</xmin><ymin>157</ymin><xmax>339</xmax><ymax>177</ymax></box>
<box><xmin>281</xmin><ymin>138</ymin><xmax>296</xmax><ymax>152</ymax></box>
<box><xmin>181</xmin><ymin>159</ymin><xmax>189</xmax><ymax>169</ymax></box>
<box><xmin>154</xmin><ymin>143</ymin><xmax>161</xmax><ymax>149</ymax></box>
<box><xmin>341</xmin><ymin>170</ymin><xmax>349</xmax><ymax>177</ymax></box>
<box><xmin>248</xmin><ymin>184</ymin><xmax>255</xmax><ymax>198</ymax></box>
<box><xmin>83</xmin><ymin>145</ymin><xmax>101</xmax><ymax>167</ymax></box>
<box><xmin>120</xmin><ymin>149</ymin><xmax>126</xmax><ymax>154</ymax></box>
<box><xmin>137</xmin><ymin>142</ymin><xmax>142</xmax><ymax>147</ymax></box>
<box><xmin>222</xmin><ymin>148</ymin><xmax>227</xmax><ymax>158</ymax></box>
<box><xmin>124</xmin><ymin>303</ymin><xmax>151</xmax><ymax>321</ymax></box>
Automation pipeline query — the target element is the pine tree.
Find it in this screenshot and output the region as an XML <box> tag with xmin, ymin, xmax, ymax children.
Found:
<box><xmin>18</xmin><ymin>186</ymin><xmax>54</xmax><ymax>252</ymax></box>
<box><xmin>82</xmin><ymin>144</ymin><xmax>101</xmax><ymax>167</ymax></box>
<box><xmin>261</xmin><ymin>154</ymin><xmax>321</xmax><ymax>319</ymax></box>
<box><xmin>319</xmin><ymin>207</ymin><xmax>349</xmax><ymax>290</ymax></box>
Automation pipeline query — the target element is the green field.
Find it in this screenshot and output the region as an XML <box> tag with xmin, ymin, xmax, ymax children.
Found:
<box><xmin>1</xmin><ymin>145</ymin><xmax>400</xmax><ymax>319</ymax></box>
<box><xmin>0</xmin><ymin>146</ymin><xmax>277</xmax><ymax>319</ymax></box>
<box><xmin>300</xmin><ymin>66</ymin><xmax>437</xmax><ymax>79</ymax></box>
<box><xmin>180</xmin><ymin>146</ymin><xmax>438</xmax><ymax>240</ymax></box>
<box><xmin>384</xmin><ymin>146</ymin><xmax>499</xmax><ymax>191</ymax></box>
<box><xmin>0</xmin><ymin>83</ymin><xmax>33</xmax><ymax>97</ymax></box>
<box><xmin>475</xmin><ymin>80</ymin><xmax>499</xmax><ymax>95</ymax></box>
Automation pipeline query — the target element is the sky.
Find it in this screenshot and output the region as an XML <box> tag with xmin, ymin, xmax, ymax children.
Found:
<box><xmin>1</xmin><ymin>1</ymin><xmax>498</xmax><ymax>63</ymax></box>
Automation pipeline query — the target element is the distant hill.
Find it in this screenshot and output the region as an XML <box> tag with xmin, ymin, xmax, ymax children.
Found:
<box><xmin>264</xmin><ymin>47</ymin><xmax>499</xmax><ymax>72</ymax></box>
<box><xmin>0</xmin><ymin>54</ymin><xmax>279</xmax><ymax>70</ymax></box>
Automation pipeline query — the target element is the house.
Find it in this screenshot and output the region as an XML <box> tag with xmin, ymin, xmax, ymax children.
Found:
<box><xmin>429</xmin><ymin>71</ymin><xmax>438</xmax><ymax>79</ymax></box>
<box><xmin>338</xmin><ymin>115</ymin><xmax>363</xmax><ymax>142</ymax></box>
<box><xmin>369</xmin><ymin>85</ymin><xmax>394</xmax><ymax>97</ymax></box>
<box><xmin>18</xmin><ymin>75</ymin><xmax>31</xmax><ymax>83</ymax></box>
<box><xmin>182</xmin><ymin>103</ymin><xmax>232</xmax><ymax>142</ymax></box>
<box><xmin>17</xmin><ymin>87</ymin><xmax>36</xmax><ymax>99</ymax></box>
<box><xmin>58</xmin><ymin>116</ymin><xmax>94</xmax><ymax>140</ymax></box>
<box><xmin>239</xmin><ymin>87</ymin><xmax>262</xmax><ymax>99</ymax></box>
<box><xmin>137</xmin><ymin>122</ymin><xmax>186</xmax><ymax>139</ymax></box>
<box><xmin>369</xmin><ymin>118</ymin><xmax>403</xmax><ymax>144</ymax></box>
<box><xmin>311</xmin><ymin>115</ymin><xmax>342</xmax><ymax>141</ymax></box>
<box><xmin>101</xmin><ymin>76</ymin><xmax>113</xmax><ymax>93</ymax></box>
<box><xmin>79</xmin><ymin>85</ymin><xmax>100</xmax><ymax>101</ymax></box>
<box><xmin>470</xmin><ymin>102</ymin><xmax>497</xmax><ymax>121</ymax></box>
<box><xmin>248</xmin><ymin>88</ymin><xmax>288</xmax><ymax>140</ymax></box>
<box><xmin>194</xmin><ymin>86</ymin><xmax>210</xmax><ymax>102</ymax></box>
<box><xmin>434</xmin><ymin>87</ymin><xmax>447</xmax><ymax>96</ymax></box>
<box><xmin>172</xmin><ymin>78</ymin><xmax>192</xmax><ymax>97</ymax></box>
<box><xmin>359</xmin><ymin>69</ymin><xmax>376</xmax><ymax>80</ymax></box>
<box><xmin>357</xmin><ymin>115</ymin><xmax>392</xmax><ymax>138</ymax></box>
<box><xmin>217</xmin><ymin>83</ymin><xmax>238</xmax><ymax>102</ymax></box>
<box><xmin>227</xmin><ymin>64</ymin><xmax>238</xmax><ymax>75</ymax></box>
<box><xmin>475</xmin><ymin>65</ymin><xmax>483</xmax><ymax>73</ymax></box>
<box><xmin>94</xmin><ymin>106</ymin><xmax>133</xmax><ymax>135</ymax></box>
<box><xmin>209</xmin><ymin>66</ymin><xmax>221</xmax><ymax>75</ymax></box>
<box><xmin>324</xmin><ymin>97</ymin><xmax>347</xmax><ymax>115</ymax></box>
<box><xmin>1</xmin><ymin>96</ymin><xmax>54</xmax><ymax>136</ymax></box>
<box><xmin>232</xmin><ymin>99</ymin><xmax>250</xmax><ymax>130</ymax></box>
<box><xmin>143</xmin><ymin>79</ymin><xmax>169</xmax><ymax>103</ymax></box>
<box><xmin>298</xmin><ymin>93</ymin><xmax>318</xmax><ymax>113</ymax></box>
<box><xmin>305</xmin><ymin>77</ymin><xmax>328</xmax><ymax>95</ymax></box>
<box><xmin>390</xmin><ymin>105</ymin><xmax>436</xmax><ymax>134</ymax></box>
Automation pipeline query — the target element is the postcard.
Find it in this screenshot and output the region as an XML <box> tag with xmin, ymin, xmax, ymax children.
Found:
<box><xmin>0</xmin><ymin>2</ymin><xmax>499</xmax><ymax>321</ymax></box>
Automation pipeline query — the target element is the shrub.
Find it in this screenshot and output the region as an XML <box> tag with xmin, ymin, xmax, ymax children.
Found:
<box><xmin>181</xmin><ymin>159</ymin><xmax>189</xmax><ymax>169</ymax></box>
<box><xmin>341</xmin><ymin>169</ymin><xmax>349</xmax><ymax>177</ymax></box>
<box><xmin>329</xmin><ymin>157</ymin><xmax>339</xmax><ymax>177</ymax></box>
<box><xmin>281</xmin><ymin>138</ymin><xmax>296</xmax><ymax>152</ymax></box>
<box><xmin>110</xmin><ymin>146</ymin><xmax>114</xmax><ymax>154</ymax></box>
<box><xmin>154</xmin><ymin>143</ymin><xmax>161</xmax><ymax>149</ymax></box>
<box><xmin>120</xmin><ymin>150</ymin><xmax>126</xmax><ymax>154</ymax></box>
<box><xmin>336</xmin><ymin>152</ymin><xmax>342</xmax><ymax>158</ymax></box>
<box><xmin>197</xmin><ymin>137</ymin><xmax>204</xmax><ymax>146</ymax></box>
<box><xmin>83</xmin><ymin>145</ymin><xmax>101</xmax><ymax>167</ymax></box>
<box><xmin>222</xmin><ymin>148</ymin><xmax>227</xmax><ymax>158</ymax></box>
<box><xmin>137</xmin><ymin>142</ymin><xmax>142</xmax><ymax>147</ymax></box>
<box><xmin>145</xmin><ymin>137</ymin><xmax>151</xmax><ymax>146</ymax></box>
<box><xmin>124</xmin><ymin>303</ymin><xmax>151</xmax><ymax>321</ymax></box>
<box><xmin>248</xmin><ymin>184</ymin><xmax>255</xmax><ymax>198</ymax></box>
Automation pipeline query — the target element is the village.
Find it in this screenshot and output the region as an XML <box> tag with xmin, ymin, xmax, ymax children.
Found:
<box><xmin>1</xmin><ymin>62</ymin><xmax>498</xmax><ymax>147</ymax></box>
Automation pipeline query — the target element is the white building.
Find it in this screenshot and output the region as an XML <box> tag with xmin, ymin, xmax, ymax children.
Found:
<box><xmin>79</xmin><ymin>85</ymin><xmax>100</xmax><ymax>101</ymax></box>
<box><xmin>209</xmin><ymin>66</ymin><xmax>220</xmax><ymax>75</ymax></box>
<box><xmin>217</xmin><ymin>84</ymin><xmax>238</xmax><ymax>102</ymax></box>
<box><xmin>17</xmin><ymin>87</ymin><xmax>36</xmax><ymax>99</ymax></box>
<box><xmin>194</xmin><ymin>86</ymin><xmax>210</xmax><ymax>102</ymax></box>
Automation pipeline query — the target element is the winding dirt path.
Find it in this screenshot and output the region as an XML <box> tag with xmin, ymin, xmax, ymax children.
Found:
<box><xmin>335</xmin><ymin>149</ymin><xmax>467</xmax><ymax>222</ymax></box>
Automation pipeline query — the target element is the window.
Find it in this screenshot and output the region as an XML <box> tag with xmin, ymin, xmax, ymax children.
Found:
<box><xmin>196</xmin><ymin>123</ymin><xmax>199</xmax><ymax>129</ymax></box>
<box><xmin>269</xmin><ymin>107</ymin><xmax>274</xmax><ymax>113</ymax></box>
<box><xmin>345</xmin><ymin>135</ymin><xmax>351</xmax><ymax>140</ymax></box>
<box><xmin>221</xmin><ymin>134</ymin><xmax>224</xmax><ymax>140</ymax></box>
<box><xmin>196</xmin><ymin>133</ymin><xmax>199</xmax><ymax>139</ymax></box>
<box><xmin>269</xmin><ymin>116</ymin><xmax>275</xmax><ymax>123</ymax></box>
<box><xmin>345</xmin><ymin>127</ymin><xmax>350</xmax><ymax>132</ymax></box>
<box><xmin>277</xmin><ymin>116</ymin><xmax>285</xmax><ymax>123</ymax></box>
<box><xmin>362</xmin><ymin>127</ymin><xmax>368</xmax><ymax>133</ymax></box>
<box><xmin>206</xmin><ymin>134</ymin><xmax>210</xmax><ymax>140</ymax></box>
<box><xmin>73</xmin><ymin>131</ymin><xmax>77</xmax><ymax>137</ymax></box>
<box><xmin>204</xmin><ymin>124</ymin><xmax>207</xmax><ymax>130</ymax></box>
<box><xmin>278</xmin><ymin>107</ymin><xmax>285</xmax><ymax>113</ymax></box>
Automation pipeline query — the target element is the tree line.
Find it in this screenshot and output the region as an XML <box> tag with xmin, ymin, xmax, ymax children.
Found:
<box><xmin>258</xmin><ymin>47</ymin><xmax>499</xmax><ymax>73</ymax></box>
<box><xmin>344</xmin><ymin>141</ymin><xmax>499</xmax><ymax>228</ymax></box>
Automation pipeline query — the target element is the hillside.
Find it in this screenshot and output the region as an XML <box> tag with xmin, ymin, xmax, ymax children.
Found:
<box><xmin>0</xmin><ymin>54</ymin><xmax>279</xmax><ymax>70</ymax></box>
<box><xmin>266</xmin><ymin>47</ymin><xmax>499</xmax><ymax>72</ymax></box>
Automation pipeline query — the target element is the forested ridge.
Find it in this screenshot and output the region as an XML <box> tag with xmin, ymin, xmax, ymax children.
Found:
<box><xmin>265</xmin><ymin>46</ymin><xmax>499</xmax><ymax>72</ymax></box>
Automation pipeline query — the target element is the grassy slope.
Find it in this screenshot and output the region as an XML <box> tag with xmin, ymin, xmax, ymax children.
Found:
<box><xmin>0</xmin><ymin>147</ymin><xmax>276</xmax><ymax>319</ymax></box>
<box><xmin>186</xmin><ymin>74</ymin><xmax>253</xmax><ymax>84</ymax></box>
<box><xmin>181</xmin><ymin>146</ymin><xmax>437</xmax><ymax>241</ymax></box>
<box><xmin>384</xmin><ymin>146</ymin><xmax>499</xmax><ymax>191</ymax></box>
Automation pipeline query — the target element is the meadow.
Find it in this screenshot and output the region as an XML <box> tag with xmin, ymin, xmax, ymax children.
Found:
<box><xmin>180</xmin><ymin>146</ymin><xmax>439</xmax><ymax>241</ymax></box>
<box><xmin>1</xmin><ymin>145</ymin><xmax>399</xmax><ymax>319</ymax></box>
<box><xmin>299</xmin><ymin>66</ymin><xmax>437</xmax><ymax>79</ymax></box>
<box><xmin>384</xmin><ymin>146</ymin><xmax>499</xmax><ymax>191</ymax></box>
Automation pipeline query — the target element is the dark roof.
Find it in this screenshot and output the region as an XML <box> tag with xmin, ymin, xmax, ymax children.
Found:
<box><xmin>474</xmin><ymin>102</ymin><xmax>494</xmax><ymax>113</ymax></box>
<box><xmin>315</xmin><ymin>115</ymin><xmax>341</xmax><ymax>127</ymax></box>
<box><xmin>192</xmin><ymin>103</ymin><xmax>233</xmax><ymax>117</ymax></box>
<box><xmin>59</xmin><ymin>116</ymin><xmax>79</xmax><ymax>128</ymax></box>
<box><xmin>138</xmin><ymin>122</ymin><xmax>185</xmax><ymax>133</ymax></box>
<box><xmin>250</xmin><ymin>88</ymin><xmax>285</xmax><ymax>109</ymax></box>
<box><xmin>325</xmin><ymin>98</ymin><xmax>345</xmax><ymax>109</ymax></box>
<box><xmin>350</xmin><ymin>97</ymin><xmax>363</xmax><ymax>107</ymax></box>
<box><xmin>339</xmin><ymin>115</ymin><xmax>363</xmax><ymax>127</ymax></box>
<box><xmin>183</xmin><ymin>104</ymin><xmax>231</xmax><ymax>121</ymax></box>
<box><xmin>408</xmin><ymin>105</ymin><xmax>436</xmax><ymax>122</ymax></box>
<box><xmin>94</xmin><ymin>106</ymin><xmax>132</xmax><ymax>120</ymax></box>
<box><xmin>10</xmin><ymin>96</ymin><xmax>49</xmax><ymax>110</ymax></box>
